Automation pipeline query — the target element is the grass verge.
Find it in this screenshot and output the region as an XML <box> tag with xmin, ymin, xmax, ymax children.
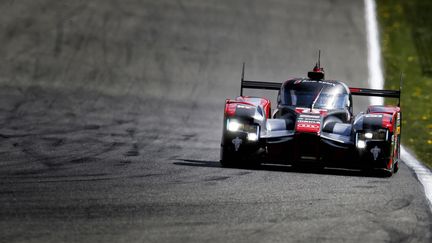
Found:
<box><xmin>377</xmin><ymin>0</ymin><xmax>432</xmax><ymax>167</ymax></box>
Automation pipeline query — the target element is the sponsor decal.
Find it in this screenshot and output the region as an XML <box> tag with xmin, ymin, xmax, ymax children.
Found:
<box><xmin>296</xmin><ymin>113</ymin><xmax>321</xmax><ymax>133</ymax></box>
<box><xmin>370</xmin><ymin>146</ymin><xmax>381</xmax><ymax>160</ymax></box>
<box><xmin>237</xmin><ymin>104</ymin><xmax>253</xmax><ymax>109</ymax></box>
<box><xmin>299</xmin><ymin>80</ymin><xmax>336</xmax><ymax>86</ymax></box>
<box><xmin>297</xmin><ymin>124</ymin><xmax>320</xmax><ymax>129</ymax></box>
<box><xmin>295</xmin><ymin>108</ymin><xmax>327</xmax><ymax>115</ymax></box>
<box><xmin>365</xmin><ymin>114</ymin><xmax>383</xmax><ymax>118</ymax></box>
<box><xmin>396</xmin><ymin>113</ymin><xmax>401</xmax><ymax>135</ymax></box>
<box><xmin>298</xmin><ymin>114</ymin><xmax>320</xmax><ymax>119</ymax></box>
<box><xmin>232</xmin><ymin>137</ymin><xmax>242</xmax><ymax>151</ymax></box>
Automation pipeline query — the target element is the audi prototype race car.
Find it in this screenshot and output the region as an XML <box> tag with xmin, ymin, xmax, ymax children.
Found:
<box><xmin>220</xmin><ymin>61</ymin><xmax>402</xmax><ymax>176</ymax></box>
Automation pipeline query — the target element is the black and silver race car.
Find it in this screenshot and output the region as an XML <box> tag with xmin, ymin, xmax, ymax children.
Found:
<box><xmin>220</xmin><ymin>62</ymin><xmax>401</xmax><ymax>176</ymax></box>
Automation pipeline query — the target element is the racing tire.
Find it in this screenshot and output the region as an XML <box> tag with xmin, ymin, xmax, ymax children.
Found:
<box><xmin>382</xmin><ymin>161</ymin><xmax>397</xmax><ymax>177</ymax></box>
<box><xmin>220</xmin><ymin>156</ymin><xmax>235</xmax><ymax>168</ymax></box>
<box><xmin>220</xmin><ymin>147</ymin><xmax>261</xmax><ymax>169</ymax></box>
<box><xmin>382</xmin><ymin>169</ymin><xmax>393</xmax><ymax>178</ymax></box>
<box><xmin>393</xmin><ymin>161</ymin><xmax>399</xmax><ymax>174</ymax></box>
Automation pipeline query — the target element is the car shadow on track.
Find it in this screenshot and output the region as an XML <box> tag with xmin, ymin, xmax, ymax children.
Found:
<box><xmin>173</xmin><ymin>159</ymin><xmax>391</xmax><ymax>178</ymax></box>
<box><xmin>174</xmin><ymin>159</ymin><xmax>222</xmax><ymax>168</ymax></box>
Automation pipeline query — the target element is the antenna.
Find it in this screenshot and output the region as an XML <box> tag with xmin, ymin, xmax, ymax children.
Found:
<box><xmin>240</xmin><ymin>62</ymin><xmax>245</xmax><ymax>96</ymax></box>
<box><xmin>241</xmin><ymin>62</ymin><xmax>245</xmax><ymax>82</ymax></box>
<box><xmin>398</xmin><ymin>72</ymin><xmax>403</xmax><ymax>107</ymax></box>
<box><xmin>308</xmin><ymin>50</ymin><xmax>325</xmax><ymax>80</ymax></box>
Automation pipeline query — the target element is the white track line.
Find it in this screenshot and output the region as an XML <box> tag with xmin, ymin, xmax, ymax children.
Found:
<box><xmin>365</xmin><ymin>0</ymin><xmax>384</xmax><ymax>105</ymax></box>
<box><xmin>401</xmin><ymin>147</ymin><xmax>432</xmax><ymax>208</ymax></box>
<box><xmin>365</xmin><ymin>0</ymin><xmax>432</xmax><ymax>208</ymax></box>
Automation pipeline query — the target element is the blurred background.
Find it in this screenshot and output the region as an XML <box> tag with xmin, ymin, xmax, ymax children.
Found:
<box><xmin>378</xmin><ymin>0</ymin><xmax>432</xmax><ymax>166</ymax></box>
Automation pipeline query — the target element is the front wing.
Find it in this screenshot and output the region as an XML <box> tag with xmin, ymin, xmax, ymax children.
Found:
<box><xmin>221</xmin><ymin>130</ymin><xmax>393</xmax><ymax>169</ymax></box>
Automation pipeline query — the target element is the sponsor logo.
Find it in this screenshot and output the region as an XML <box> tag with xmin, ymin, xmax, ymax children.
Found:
<box><xmin>297</xmin><ymin>123</ymin><xmax>320</xmax><ymax>129</ymax></box>
<box><xmin>370</xmin><ymin>146</ymin><xmax>381</xmax><ymax>160</ymax></box>
<box><xmin>365</xmin><ymin>114</ymin><xmax>383</xmax><ymax>118</ymax></box>
<box><xmin>237</xmin><ymin>104</ymin><xmax>253</xmax><ymax>109</ymax></box>
<box><xmin>232</xmin><ymin>137</ymin><xmax>242</xmax><ymax>151</ymax></box>
<box><xmin>296</xmin><ymin>113</ymin><xmax>321</xmax><ymax>133</ymax></box>
<box><xmin>300</xmin><ymin>80</ymin><xmax>336</xmax><ymax>86</ymax></box>
<box><xmin>299</xmin><ymin>114</ymin><xmax>320</xmax><ymax>119</ymax></box>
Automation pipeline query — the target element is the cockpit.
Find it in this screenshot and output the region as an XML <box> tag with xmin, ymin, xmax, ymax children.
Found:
<box><xmin>280</xmin><ymin>79</ymin><xmax>350</xmax><ymax>110</ymax></box>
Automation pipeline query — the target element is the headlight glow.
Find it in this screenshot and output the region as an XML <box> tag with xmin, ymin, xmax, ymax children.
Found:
<box><xmin>247</xmin><ymin>133</ymin><xmax>258</xmax><ymax>141</ymax></box>
<box><xmin>358</xmin><ymin>130</ymin><xmax>387</xmax><ymax>141</ymax></box>
<box><xmin>365</xmin><ymin>132</ymin><xmax>373</xmax><ymax>139</ymax></box>
<box><xmin>357</xmin><ymin>140</ymin><xmax>366</xmax><ymax>149</ymax></box>
<box><xmin>227</xmin><ymin>120</ymin><xmax>241</xmax><ymax>132</ymax></box>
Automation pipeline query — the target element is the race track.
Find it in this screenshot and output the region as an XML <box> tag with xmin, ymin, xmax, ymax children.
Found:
<box><xmin>0</xmin><ymin>0</ymin><xmax>431</xmax><ymax>242</ymax></box>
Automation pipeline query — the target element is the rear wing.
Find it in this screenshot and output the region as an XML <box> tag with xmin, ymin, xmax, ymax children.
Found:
<box><xmin>240</xmin><ymin>63</ymin><xmax>281</xmax><ymax>96</ymax></box>
<box><xmin>240</xmin><ymin>80</ymin><xmax>281</xmax><ymax>95</ymax></box>
<box><xmin>350</xmin><ymin>74</ymin><xmax>403</xmax><ymax>107</ymax></box>
<box><xmin>349</xmin><ymin>87</ymin><xmax>400</xmax><ymax>98</ymax></box>
<box><xmin>350</xmin><ymin>87</ymin><xmax>401</xmax><ymax>107</ymax></box>
<box><xmin>239</xmin><ymin>63</ymin><xmax>402</xmax><ymax>107</ymax></box>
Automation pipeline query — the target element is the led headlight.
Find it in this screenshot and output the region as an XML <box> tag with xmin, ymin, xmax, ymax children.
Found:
<box><xmin>247</xmin><ymin>133</ymin><xmax>258</xmax><ymax>141</ymax></box>
<box><xmin>357</xmin><ymin>140</ymin><xmax>366</xmax><ymax>149</ymax></box>
<box><xmin>358</xmin><ymin>130</ymin><xmax>387</xmax><ymax>140</ymax></box>
<box><xmin>227</xmin><ymin>119</ymin><xmax>242</xmax><ymax>132</ymax></box>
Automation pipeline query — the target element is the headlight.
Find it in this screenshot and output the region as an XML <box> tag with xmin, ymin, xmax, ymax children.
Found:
<box><xmin>357</xmin><ymin>140</ymin><xmax>366</xmax><ymax>149</ymax></box>
<box><xmin>358</xmin><ymin>129</ymin><xmax>387</xmax><ymax>140</ymax></box>
<box><xmin>227</xmin><ymin>119</ymin><xmax>260</xmax><ymax>141</ymax></box>
<box><xmin>247</xmin><ymin>133</ymin><xmax>258</xmax><ymax>141</ymax></box>
<box><xmin>227</xmin><ymin>119</ymin><xmax>242</xmax><ymax>132</ymax></box>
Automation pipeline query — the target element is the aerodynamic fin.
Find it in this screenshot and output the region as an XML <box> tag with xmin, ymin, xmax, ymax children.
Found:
<box><xmin>398</xmin><ymin>72</ymin><xmax>403</xmax><ymax>107</ymax></box>
<box><xmin>349</xmin><ymin>87</ymin><xmax>400</xmax><ymax>99</ymax></box>
<box><xmin>240</xmin><ymin>63</ymin><xmax>281</xmax><ymax>96</ymax></box>
<box><xmin>350</xmin><ymin>73</ymin><xmax>402</xmax><ymax>107</ymax></box>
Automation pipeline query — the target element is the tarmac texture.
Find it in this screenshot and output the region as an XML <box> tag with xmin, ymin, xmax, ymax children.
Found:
<box><xmin>0</xmin><ymin>0</ymin><xmax>431</xmax><ymax>242</ymax></box>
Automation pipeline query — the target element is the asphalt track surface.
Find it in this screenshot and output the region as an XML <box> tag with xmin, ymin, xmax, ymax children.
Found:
<box><xmin>0</xmin><ymin>0</ymin><xmax>431</xmax><ymax>242</ymax></box>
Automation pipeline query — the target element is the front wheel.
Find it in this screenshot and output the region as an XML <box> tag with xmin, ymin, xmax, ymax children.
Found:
<box><xmin>382</xmin><ymin>168</ymin><xmax>393</xmax><ymax>177</ymax></box>
<box><xmin>382</xmin><ymin>160</ymin><xmax>398</xmax><ymax>177</ymax></box>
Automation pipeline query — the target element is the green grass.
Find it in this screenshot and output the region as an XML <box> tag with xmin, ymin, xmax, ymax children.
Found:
<box><xmin>377</xmin><ymin>0</ymin><xmax>432</xmax><ymax>167</ymax></box>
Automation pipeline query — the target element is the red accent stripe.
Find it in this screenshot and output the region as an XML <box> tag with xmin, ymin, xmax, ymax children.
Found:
<box><xmin>349</xmin><ymin>87</ymin><xmax>361</xmax><ymax>92</ymax></box>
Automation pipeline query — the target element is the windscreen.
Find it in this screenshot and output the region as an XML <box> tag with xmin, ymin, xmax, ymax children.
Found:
<box><xmin>281</xmin><ymin>80</ymin><xmax>348</xmax><ymax>109</ymax></box>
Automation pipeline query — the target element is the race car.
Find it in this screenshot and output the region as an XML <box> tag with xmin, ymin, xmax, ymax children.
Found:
<box><xmin>220</xmin><ymin>61</ymin><xmax>402</xmax><ymax>176</ymax></box>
